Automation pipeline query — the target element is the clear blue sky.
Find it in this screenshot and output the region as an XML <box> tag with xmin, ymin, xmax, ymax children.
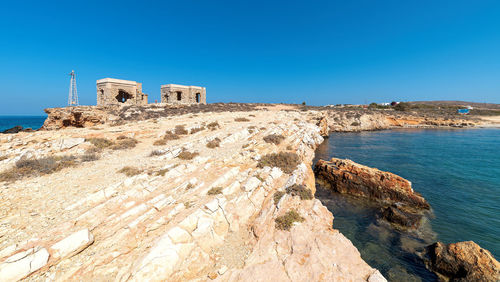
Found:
<box><xmin>1</xmin><ymin>0</ymin><xmax>499</xmax><ymax>115</ymax></box>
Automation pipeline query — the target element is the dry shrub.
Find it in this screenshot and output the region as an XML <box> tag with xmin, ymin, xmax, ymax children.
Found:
<box><xmin>235</xmin><ymin>117</ymin><xmax>250</xmax><ymax>122</ymax></box>
<box><xmin>207</xmin><ymin>186</ymin><xmax>223</xmax><ymax>195</ymax></box>
<box><xmin>273</xmin><ymin>191</ymin><xmax>285</xmax><ymax>204</ymax></box>
<box><xmin>116</xmin><ymin>135</ymin><xmax>128</xmax><ymax>140</ymax></box>
<box><xmin>186</xmin><ymin>183</ymin><xmax>194</xmax><ymax>189</ymax></box>
<box><xmin>275</xmin><ymin>210</ymin><xmax>304</xmax><ymax>231</ymax></box>
<box><xmin>206</xmin><ymin>138</ymin><xmax>221</xmax><ymax>149</ymax></box>
<box><xmin>118</xmin><ymin>166</ymin><xmax>141</xmax><ymax>176</ymax></box>
<box><xmin>163</xmin><ymin>131</ymin><xmax>180</xmax><ymax>140</ymax></box>
<box><xmin>263</xmin><ymin>134</ymin><xmax>285</xmax><ymax>145</ymax></box>
<box><xmin>0</xmin><ymin>155</ymin><xmax>77</xmax><ymax>182</ymax></box>
<box><xmin>207</xmin><ymin>121</ymin><xmax>220</xmax><ymax>131</ymax></box>
<box><xmin>87</xmin><ymin>138</ymin><xmax>114</xmax><ymax>149</ymax></box>
<box><xmin>257</xmin><ymin>152</ymin><xmax>300</xmax><ymax>174</ymax></box>
<box><xmin>249</xmin><ymin>114</ymin><xmax>256</xmax><ymax>117</ymax></box>
<box><xmin>286</xmin><ymin>145</ymin><xmax>293</xmax><ymax>150</ymax></box>
<box><xmin>156</xmin><ymin>164</ymin><xmax>178</xmax><ymax>176</ymax></box>
<box><xmin>286</xmin><ymin>184</ymin><xmax>313</xmax><ymax>200</ymax></box>
<box><xmin>153</xmin><ymin>139</ymin><xmax>167</xmax><ymax>146</ymax></box>
<box><xmin>0</xmin><ymin>155</ymin><xmax>8</xmax><ymax>161</ymax></box>
<box><xmin>174</xmin><ymin>125</ymin><xmax>188</xmax><ymax>135</ymax></box>
<box><xmin>110</xmin><ymin>137</ymin><xmax>138</xmax><ymax>150</ymax></box>
<box><xmin>85</xmin><ymin>146</ymin><xmax>102</xmax><ymax>154</ymax></box>
<box><xmin>149</xmin><ymin>150</ymin><xmax>164</xmax><ymax>157</ymax></box>
<box><xmin>242</xmin><ymin>143</ymin><xmax>250</xmax><ymax>149</ymax></box>
<box><xmin>190</xmin><ymin>126</ymin><xmax>205</xmax><ymax>134</ymax></box>
<box><xmin>177</xmin><ymin>150</ymin><xmax>199</xmax><ymax>160</ymax></box>
<box><xmin>81</xmin><ymin>153</ymin><xmax>100</xmax><ymax>162</ymax></box>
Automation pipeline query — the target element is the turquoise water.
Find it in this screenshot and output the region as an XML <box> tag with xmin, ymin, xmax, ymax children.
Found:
<box><xmin>0</xmin><ymin>116</ymin><xmax>46</xmax><ymax>132</ymax></box>
<box><xmin>314</xmin><ymin>128</ymin><xmax>500</xmax><ymax>281</ymax></box>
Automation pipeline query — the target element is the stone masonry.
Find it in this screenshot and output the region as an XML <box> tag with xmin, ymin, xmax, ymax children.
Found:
<box><xmin>96</xmin><ymin>78</ymin><xmax>148</xmax><ymax>106</ymax></box>
<box><xmin>161</xmin><ymin>84</ymin><xmax>206</xmax><ymax>104</ymax></box>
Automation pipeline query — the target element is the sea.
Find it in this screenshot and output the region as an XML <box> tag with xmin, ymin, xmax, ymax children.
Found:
<box><xmin>314</xmin><ymin>128</ymin><xmax>500</xmax><ymax>281</ymax></box>
<box><xmin>0</xmin><ymin>116</ymin><xmax>47</xmax><ymax>132</ymax></box>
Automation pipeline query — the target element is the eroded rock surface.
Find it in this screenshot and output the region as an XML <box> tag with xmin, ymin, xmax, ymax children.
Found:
<box><xmin>423</xmin><ymin>241</ymin><xmax>500</xmax><ymax>282</ymax></box>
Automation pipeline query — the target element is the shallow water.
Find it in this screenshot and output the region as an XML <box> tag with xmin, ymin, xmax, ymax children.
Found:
<box><xmin>0</xmin><ymin>116</ymin><xmax>46</xmax><ymax>132</ymax></box>
<box><xmin>314</xmin><ymin>128</ymin><xmax>500</xmax><ymax>281</ymax></box>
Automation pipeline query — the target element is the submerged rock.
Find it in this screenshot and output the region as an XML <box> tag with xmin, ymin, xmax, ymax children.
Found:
<box><xmin>379</xmin><ymin>204</ymin><xmax>424</xmax><ymax>230</ymax></box>
<box><xmin>423</xmin><ymin>241</ymin><xmax>500</xmax><ymax>282</ymax></box>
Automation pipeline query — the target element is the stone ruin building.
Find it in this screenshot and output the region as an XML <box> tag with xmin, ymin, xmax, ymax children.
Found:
<box><xmin>96</xmin><ymin>78</ymin><xmax>148</xmax><ymax>106</ymax></box>
<box><xmin>160</xmin><ymin>84</ymin><xmax>207</xmax><ymax>104</ymax></box>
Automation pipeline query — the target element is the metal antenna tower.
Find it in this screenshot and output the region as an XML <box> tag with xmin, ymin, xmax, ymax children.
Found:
<box><xmin>68</xmin><ymin>70</ymin><xmax>79</xmax><ymax>106</ymax></box>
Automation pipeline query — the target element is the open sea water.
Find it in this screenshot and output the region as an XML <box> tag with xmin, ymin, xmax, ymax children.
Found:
<box><xmin>314</xmin><ymin>128</ymin><xmax>500</xmax><ymax>281</ymax></box>
<box><xmin>0</xmin><ymin>116</ymin><xmax>46</xmax><ymax>132</ymax></box>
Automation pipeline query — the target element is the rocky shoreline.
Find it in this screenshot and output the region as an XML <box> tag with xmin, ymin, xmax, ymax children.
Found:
<box><xmin>0</xmin><ymin>103</ymin><xmax>498</xmax><ymax>281</ymax></box>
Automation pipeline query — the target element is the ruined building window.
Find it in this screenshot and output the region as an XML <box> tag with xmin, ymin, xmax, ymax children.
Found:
<box><xmin>196</xmin><ymin>93</ymin><xmax>201</xmax><ymax>103</ymax></box>
<box><xmin>116</xmin><ymin>90</ymin><xmax>132</xmax><ymax>103</ymax></box>
<box><xmin>177</xmin><ymin>91</ymin><xmax>182</xmax><ymax>101</ymax></box>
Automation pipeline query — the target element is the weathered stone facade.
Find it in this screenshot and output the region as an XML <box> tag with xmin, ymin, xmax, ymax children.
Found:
<box><xmin>160</xmin><ymin>84</ymin><xmax>206</xmax><ymax>104</ymax></box>
<box><xmin>96</xmin><ymin>78</ymin><xmax>148</xmax><ymax>106</ymax></box>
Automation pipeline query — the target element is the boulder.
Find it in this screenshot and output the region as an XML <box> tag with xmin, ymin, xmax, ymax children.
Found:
<box><xmin>423</xmin><ymin>241</ymin><xmax>500</xmax><ymax>281</ymax></box>
<box><xmin>1</xmin><ymin>126</ymin><xmax>23</xmax><ymax>134</ymax></box>
<box><xmin>379</xmin><ymin>204</ymin><xmax>423</xmax><ymax>230</ymax></box>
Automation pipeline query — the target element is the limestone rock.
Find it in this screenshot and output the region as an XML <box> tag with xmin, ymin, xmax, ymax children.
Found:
<box><xmin>316</xmin><ymin>116</ymin><xmax>329</xmax><ymax>137</ymax></box>
<box><xmin>50</xmin><ymin>229</ymin><xmax>94</xmax><ymax>260</ymax></box>
<box><xmin>58</xmin><ymin>137</ymin><xmax>85</xmax><ymax>150</ymax></box>
<box><xmin>423</xmin><ymin>241</ymin><xmax>500</xmax><ymax>282</ymax></box>
<box><xmin>0</xmin><ymin>247</ymin><xmax>49</xmax><ymax>281</ymax></box>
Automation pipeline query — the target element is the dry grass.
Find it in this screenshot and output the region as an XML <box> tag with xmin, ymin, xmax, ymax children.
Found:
<box><xmin>207</xmin><ymin>121</ymin><xmax>220</xmax><ymax>131</ymax></box>
<box><xmin>81</xmin><ymin>153</ymin><xmax>100</xmax><ymax>162</ymax></box>
<box><xmin>163</xmin><ymin>131</ymin><xmax>180</xmax><ymax>140</ymax></box>
<box><xmin>273</xmin><ymin>191</ymin><xmax>285</xmax><ymax>204</ymax></box>
<box><xmin>275</xmin><ymin>210</ymin><xmax>304</xmax><ymax>231</ymax></box>
<box><xmin>206</xmin><ymin>138</ymin><xmax>221</xmax><ymax>149</ymax></box>
<box><xmin>87</xmin><ymin>138</ymin><xmax>114</xmax><ymax>149</ymax></box>
<box><xmin>0</xmin><ymin>155</ymin><xmax>78</xmax><ymax>182</ymax></box>
<box><xmin>190</xmin><ymin>126</ymin><xmax>205</xmax><ymax>134</ymax></box>
<box><xmin>149</xmin><ymin>150</ymin><xmax>164</xmax><ymax>157</ymax></box>
<box><xmin>286</xmin><ymin>145</ymin><xmax>293</xmax><ymax>150</ymax></box>
<box><xmin>0</xmin><ymin>155</ymin><xmax>8</xmax><ymax>161</ymax></box>
<box><xmin>153</xmin><ymin>139</ymin><xmax>167</xmax><ymax>146</ymax></box>
<box><xmin>118</xmin><ymin>166</ymin><xmax>141</xmax><ymax>176</ymax></box>
<box><xmin>174</xmin><ymin>125</ymin><xmax>189</xmax><ymax>135</ymax></box>
<box><xmin>177</xmin><ymin>150</ymin><xmax>199</xmax><ymax>160</ymax></box>
<box><xmin>263</xmin><ymin>134</ymin><xmax>285</xmax><ymax>145</ymax></box>
<box><xmin>234</xmin><ymin>117</ymin><xmax>250</xmax><ymax>122</ymax></box>
<box><xmin>110</xmin><ymin>137</ymin><xmax>138</xmax><ymax>150</ymax></box>
<box><xmin>207</xmin><ymin>186</ymin><xmax>223</xmax><ymax>195</ymax></box>
<box><xmin>286</xmin><ymin>184</ymin><xmax>313</xmax><ymax>200</ymax></box>
<box><xmin>257</xmin><ymin>152</ymin><xmax>300</xmax><ymax>174</ymax></box>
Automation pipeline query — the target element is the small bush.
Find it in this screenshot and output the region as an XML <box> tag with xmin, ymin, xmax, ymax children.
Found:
<box><xmin>249</xmin><ymin>114</ymin><xmax>256</xmax><ymax>117</ymax></box>
<box><xmin>110</xmin><ymin>137</ymin><xmax>138</xmax><ymax>150</ymax></box>
<box><xmin>394</xmin><ymin>102</ymin><xmax>410</xmax><ymax>112</ymax></box>
<box><xmin>149</xmin><ymin>150</ymin><xmax>164</xmax><ymax>157</ymax></box>
<box><xmin>275</xmin><ymin>210</ymin><xmax>304</xmax><ymax>231</ymax></box>
<box><xmin>85</xmin><ymin>146</ymin><xmax>101</xmax><ymax>154</ymax></box>
<box><xmin>177</xmin><ymin>151</ymin><xmax>199</xmax><ymax>160</ymax></box>
<box><xmin>0</xmin><ymin>155</ymin><xmax>78</xmax><ymax>182</ymax></box>
<box><xmin>207</xmin><ymin>186</ymin><xmax>223</xmax><ymax>195</ymax></box>
<box><xmin>286</xmin><ymin>184</ymin><xmax>313</xmax><ymax>200</ymax></box>
<box><xmin>206</xmin><ymin>138</ymin><xmax>221</xmax><ymax>149</ymax></box>
<box><xmin>190</xmin><ymin>126</ymin><xmax>205</xmax><ymax>134</ymax></box>
<box><xmin>116</xmin><ymin>135</ymin><xmax>128</xmax><ymax>140</ymax></box>
<box><xmin>87</xmin><ymin>138</ymin><xmax>114</xmax><ymax>149</ymax></box>
<box><xmin>81</xmin><ymin>153</ymin><xmax>100</xmax><ymax>162</ymax></box>
<box><xmin>118</xmin><ymin>166</ymin><xmax>141</xmax><ymax>176</ymax></box>
<box><xmin>235</xmin><ymin>117</ymin><xmax>250</xmax><ymax>122</ymax></box>
<box><xmin>207</xmin><ymin>121</ymin><xmax>220</xmax><ymax>130</ymax></box>
<box><xmin>163</xmin><ymin>131</ymin><xmax>180</xmax><ymax>140</ymax></box>
<box><xmin>242</xmin><ymin>143</ymin><xmax>250</xmax><ymax>149</ymax></box>
<box><xmin>257</xmin><ymin>152</ymin><xmax>300</xmax><ymax>174</ymax></box>
<box><xmin>273</xmin><ymin>191</ymin><xmax>285</xmax><ymax>204</ymax></box>
<box><xmin>286</xmin><ymin>145</ymin><xmax>293</xmax><ymax>150</ymax></box>
<box><xmin>153</xmin><ymin>139</ymin><xmax>167</xmax><ymax>146</ymax></box>
<box><xmin>263</xmin><ymin>134</ymin><xmax>285</xmax><ymax>145</ymax></box>
<box><xmin>186</xmin><ymin>183</ymin><xmax>194</xmax><ymax>189</ymax></box>
<box><xmin>0</xmin><ymin>155</ymin><xmax>8</xmax><ymax>161</ymax></box>
<box><xmin>174</xmin><ymin>125</ymin><xmax>188</xmax><ymax>135</ymax></box>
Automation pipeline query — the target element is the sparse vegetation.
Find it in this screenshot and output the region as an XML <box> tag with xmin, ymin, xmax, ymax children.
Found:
<box><xmin>177</xmin><ymin>150</ymin><xmax>199</xmax><ymax>160</ymax></box>
<box><xmin>206</xmin><ymin>138</ymin><xmax>221</xmax><ymax>148</ymax></box>
<box><xmin>286</xmin><ymin>184</ymin><xmax>313</xmax><ymax>200</ymax></box>
<box><xmin>163</xmin><ymin>131</ymin><xmax>180</xmax><ymax>140</ymax></box>
<box><xmin>286</xmin><ymin>145</ymin><xmax>293</xmax><ymax>150</ymax></box>
<box><xmin>174</xmin><ymin>125</ymin><xmax>188</xmax><ymax>135</ymax></box>
<box><xmin>235</xmin><ymin>117</ymin><xmax>250</xmax><ymax>122</ymax></box>
<box><xmin>394</xmin><ymin>102</ymin><xmax>410</xmax><ymax>112</ymax></box>
<box><xmin>81</xmin><ymin>153</ymin><xmax>100</xmax><ymax>162</ymax></box>
<box><xmin>153</xmin><ymin>139</ymin><xmax>167</xmax><ymax>146</ymax></box>
<box><xmin>242</xmin><ymin>143</ymin><xmax>250</xmax><ymax>149</ymax></box>
<box><xmin>149</xmin><ymin>150</ymin><xmax>164</xmax><ymax>157</ymax></box>
<box><xmin>190</xmin><ymin>126</ymin><xmax>205</xmax><ymax>134</ymax></box>
<box><xmin>0</xmin><ymin>155</ymin><xmax>8</xmax><ymax>161</ymax></box>
<box><xmin>186</xmin><ymin>183</ymin><xmax>194</xmax><ymax>189</ymax></box>
<box><xmin>118</xmin><ymin>166</ymin><xmax>141</xmax><ymax>177</ymax></box>
<box><xmin>263</xmin><ymin>134</ymin><xmax>285</xmax><ymax>145</ymax></box>
<box><xmin>207</xmin><ymin>121</ymin><xmax>220</xmax><ymax>130</ymax></box>
<box><xmin>207</xmin><ymin>186</ymin><xmax>223</xmax><ymax>195</ymax></box>
<box><xmin>275</xmin><ymin>210</ymin><xmax>304</xmax><ymax>231</ymax></box>
<box><xmin>110</xmin><ymin>137</ymin><xmax>138</xmax><ymax>150</ymax></box>
<box><xmin>273</xmin><ymin>191</ymin><xmax>285</xmax><ymax>204</ymax></box>
<box><xmin>87</xmin><ymin>137</ymin><xmax>114</xmax><ymax>149</ymax></box>
<box><xmin>0</xmin><ymin>155</ymin><xmax>78</xmax><ymax>182</ymax></box>
<box><xmin>257</xmin><ymin>152</ymin><xmax>300</xmax><ymax>174</ymax></box>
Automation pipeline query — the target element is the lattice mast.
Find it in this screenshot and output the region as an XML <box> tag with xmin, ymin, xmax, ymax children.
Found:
<box><xmin>68</xmin><ymin>70</ymin><xmax>79</xmax><ymax>106</ymax></box>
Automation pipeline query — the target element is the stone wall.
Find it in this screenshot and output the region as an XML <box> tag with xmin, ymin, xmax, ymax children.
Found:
<box><xmin>97</xmin><ymin>78</ymin><xmax>148</xmax><ymax>106</ymax></box>
<box><xmin>160</xmin><ymin>84</ymin><xmax>206</xmax><ymax>105</ymax></box>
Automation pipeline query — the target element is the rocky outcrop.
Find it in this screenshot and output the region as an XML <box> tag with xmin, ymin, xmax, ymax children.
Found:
<box><xmin>42</xmin><ymin>106</ymin><xmax>112</xmax><ymax>130</ymax></box>
<box><xmin>423</xmin><ymin>241</ymin><xmax>500</xmax><ymax>281</ymax></box>
<box><xmin>316</xmin><ymin>116</ymin><xmax>329</xmax><ymax>137</ymax></box>
<box><xmin>314</xmin><ymin>158</ymin><xmax>429</xmax><ymax>229</ymax></box>
<box><xmin>2</xmin><ymin>126</ymin><xmax>24</xmax><ymax>134</ymax></box>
